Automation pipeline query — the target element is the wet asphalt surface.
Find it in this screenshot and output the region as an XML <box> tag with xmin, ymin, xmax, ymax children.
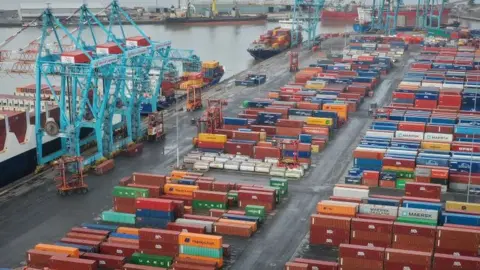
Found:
<box><xmin>1</xmin><ymin>40</ymin><xmax>479</xmax><ymax>269</ymax></box>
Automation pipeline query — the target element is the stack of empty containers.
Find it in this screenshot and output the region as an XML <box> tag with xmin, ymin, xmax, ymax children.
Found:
<box><xmin>135</xmin><ymin>198</ymin><xmax>175</xmax><ymax>228</ymax></box>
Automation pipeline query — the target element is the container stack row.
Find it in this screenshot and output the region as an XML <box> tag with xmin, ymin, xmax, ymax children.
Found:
<box><xmin>304</xmin><ymin>183</ymin><xmax>480</xmax><ymax>269</ymax></box>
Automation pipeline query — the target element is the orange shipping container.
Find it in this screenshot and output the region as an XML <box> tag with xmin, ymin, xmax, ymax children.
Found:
<box><xmin>316</xmin><ymin>200</ymin><xmax>358</xmax><ymax>217</ymax></box>
<box><xmin>116</xmin><ymin>227</ymin><xmax>139</xmax><ymax>235</ymax></box>
<box><xmin>323</xmin><ymin>104</ymin><xmax>348</xmax><ymax>120</ymax></box>
<box><xmin>164</xmin><ymin>184</ymin><xmax>198</xmax><ymax>197</ymax></box>
<box><xmin>217</xmin><ymin>218</ymin><xmax>257</xmax><ymax>232</ymax></box>
<box><xmin>178</xmin><ymin>253</ymin><xmax>223</xmax><ymax>268</ymax></box>
<box><xmin>34</xmin><ymin>243</ymin><xmax>80</xmax><ymax>258</ymax></box>
<box><xmin>178</xmin><ymin>232</ymin><xmax>222</xmax><ymax>249</ymax></box>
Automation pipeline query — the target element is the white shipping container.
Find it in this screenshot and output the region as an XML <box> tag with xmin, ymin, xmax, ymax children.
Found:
<box><xmin>333</xmin><ymin>187</ymin><xmax>369</xmax><ymax>199</ymax></box>
<box><xmin>366</xmin><ymin>131</ymin><xmax>395</xmax><ymax>138</ymax></box>
<box><xmin>424</xmin><ymin>132</ymin><xmax>453</xmax><ymax>142</ymax></box>
<box><xmin>398</xmin><ymin>207</ymin><xmax>439</xmax><ymax>221</ymax></box>
<box><xmin>175</xmin><ymin>218</ymin><xmax>213</xmax><ymax>233</ymax></box>
<box><xmin>359</xmin><ymin>204</ymin><xmax>398</xmax><ymax>216</ymax></box>
<box><xmin>442</xmin><ymin>83</ymin><xmax>464</xmax><ymax>89</ymax></box>
<box><xmin>421</xmin><ymin>82</ymin><xmax>443</xmax><ymax>87</ymax></box>
<box><xmin>355</xmin><ymin>147</ymin><xmax>387</xmax><ymax>153</ymax></box>
<box><xmin>395</xmin><ymin>131</ymin><xmax>424</xmax><ymax>140</ymax></box>
<box><xmin>400</xmin><ymin>81</ymin><xmax>422</xmax><ymax>86</ymax></box>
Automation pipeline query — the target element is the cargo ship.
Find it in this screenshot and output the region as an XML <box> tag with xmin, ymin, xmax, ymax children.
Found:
<box><xmin>165</xmin><ymin>1</ymin><xmax>267</xmax><ymax>25</ymax></box>
<box><xmin>141</xmin><ymin>61</ymin><xmax>224</xmax><ymax>113</ymax></box>
<box><xmin>247</xmin><ymin>25</ymin><xmax>303</xmax><ymax>61</ymax></box>
<box><xmin>322</xmin><ymin>3</ymin><xmax>451</xmax><ymax>27</ymax></box>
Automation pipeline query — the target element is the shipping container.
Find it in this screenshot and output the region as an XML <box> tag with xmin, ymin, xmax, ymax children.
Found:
<box><xmin>80</xmin><ymin>253</ymin><xmax>126</xmax><ymax>270</ymax></box>
<box><xmin>292</xmin><ymin>258</ymin><xmax>338</xmax><ymax>270</ymax></box>
<box><xmin>178</xmin><ymin>232</ymin><xmax>222</xmax><ymax>249</ymax></box>
<box><xmin>213</xmin><ymin>222</ymin><xmax>253</xmax><ymax>238</ymax></box>
<box><xmin>384</xmin><ymin>248</ymin><xmax>432</xmax><ymax>268</ymax></box>
<box><xmin>49</xmin><ymin>256</ymin><xmax>97</xmax><ymax>270</ymax></box>
<box><xmin>26</xmin><ymin>250</ymin><xmax>69</xmax><ymax>268</ymax></box>
<box><xmin>433</xmin><ymin>253</ymin><xmax>480</xmax><ymax>270</ymax></box>
<box><xmin>123</xmin><ymin>263</ymin><xmax>167</xmax><ymax>270</ymax></box>
<box><xmin>167</xmin><ymin>222</ymin><xmax>207</xmax><ymax>234</ymax></box>
<box><xmin>138</xmin><ymin>228</ymin><xmax>180</xmax><ymax>244</ymax></box>
<box><xmin>34</xmin><ymin>244</ymin><xmax>80</xmax><ymax>258</ymax></box>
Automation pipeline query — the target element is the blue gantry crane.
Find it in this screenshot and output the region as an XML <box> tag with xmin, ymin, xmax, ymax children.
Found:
<box><xmin>35</xmin><ymin>1</ymin><xmax>172</xmax><ymax>166</ymax></box>
<box><xmin>291</xmin><ymin>0</ymin><xmax>326</xmax><ymax>48</ymax></box>
<box><xmin>416</xmin><ymin>0</ymin><xmax>447</xmax><ymax>30</ymax></box>
<box><xmin>384</xmin><ymin>0</ymin><xmax>403</xmax><ymax>35</ymax></box>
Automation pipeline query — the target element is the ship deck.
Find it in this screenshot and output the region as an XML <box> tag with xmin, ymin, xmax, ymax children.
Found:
<box><xmin>1</xmin><ymin>37</ymin><xmax>479</xmax><ymax>269</ymax></box>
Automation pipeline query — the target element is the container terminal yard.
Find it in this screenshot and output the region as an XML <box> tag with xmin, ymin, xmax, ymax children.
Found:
<box><xmin>3</xmin><ymin>1</ymin><xmax>480</xmax><ymax>270</ymax></box>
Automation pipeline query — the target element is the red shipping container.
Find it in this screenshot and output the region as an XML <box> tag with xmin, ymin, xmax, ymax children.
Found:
<box><xmin>351</xmin><ymin>218</ymin><xmax>393</xmax><ymax>234</ymax></box>
<box><xmin>214</xmin><ymin>129</ymin><xmax>234</xmax><ymax>138</ymax></box>
<box><xmin>398</xmin><ymin>122</ymin><xmax>426</xmax><ymax>132</ymax></box>
<box><xmin>310</xmin><ymin>214</ymin><xmax>352</xmax><ymax>230</ymax></box>
<box><xmin>451</xmin><ymin>142</ymin><xmax>480</xmax><ymax>153</ymax></box>
<box><xmin>238</xmin><ymin>189</ymin><xmax>275</xmax><ymax>203</ymax></box>
<box><xmin>61</xmin><ymin>50</ymin><xmax>92</xmax><ymax>64</ymax></box>
<box><xmin>210</xmin><ymin>209</ymin><xmax>226</xmax><ymax>218</ymax></box>
<box><xmin>197</xmin><ymin>141</ymin><xmax>225</xmax><ymax>150</ymax></box>
<box><xmin>293</xmin><ymin>258</ymin><xmax>338</xmax><ymax>270</ymax></box>
<box><xmin>193</xmin><ymin>190</ymin><xmax>228</xmax><ymax>203</ymax></box>
<box><xmin>100</xmin><ymin>242</ymin><xmax>138</xmax><ymax>258</ymax></box>
<box><xmin>125</xmin><ymin>36</ymin><xmax>150</xmax><ymax>47</ymax></box>
<box><xmin>49</xmin><ymin>256</ymin><xmax>97</xmax><ymax>270</ymax></box>
<box><xmin>433</xmin><ymin>253</ymin><xmax>480</xmax><ymax>270</ymax></box>
<box><xmin>135</xmin><ymin>198</ymin><xmax>174</xmax><ymax>212</ymax></box>
<box><xmin>212</xmin><ymin>182</ymin><xmax>231</xmax><ymax>192</ymax></box>
<box><xmin>70</xmin><ymin>227</ymin><xmax>110</xmax><ymax>236</ymax></box>
<box><xmin>250</xmin><ymin>125</ymin><xmax>277</xmax><ymax>135</ymax></box>
<box><xmin>379</xmin><ymin>180</ymin><xmax>396</xmax><ymax>188</ymax></box>
<box><xmin>310</xmin><ymin>229</ymin><xmax>350</xmax><ymax>246</ymax></box>
<box><xmin>123</xmin><ymin>264</ymin><xmax>166</xmax><ymax>270</ymax></box>
<box><xmin>183</xmin><ymin>214</ymin><xmax>220</xmax><ymax>222</ymax></box>
<box><xmin>254</xmin><ymin>146</ymin><xmax>281</xmax><ymax>159</ymax></box>
<box><xmin>80</xmin><ymin>253</ymin><xmax>126</xmax><ymax>270</ymax></box>
<box><xmin>405</xmin><ymin>182</ymin><xmax>441</xmax><ymax>199</ymax></box>
<box><xmin>426</xmin><ymin>124</ymin><xmax>454</xmax><ymax>134</ymax></box>
<box><xmin>170</xmin><ymin>263</ymin><xmax>215</xmax><ymax>270</ymax></box>
<box><xmin>232</xmin><ymin>131</ymin><xmax>261</xmax><ymax>141</ymax></box>
<box><xmin>97</xmin><ymin>42</ymin><xmax>122</xmax><ymax>54</ymax></box>
<box><xmin>127</xmin><ymin>184</ymin><xmax>161</xmax><ymax>198</ymax></box>
<box><xmin>297</xmin><ymin>102</ymin><xmax>321</xmax><ymax>110</ymax></box>
<box><xmin>26</xmin><ymin>250</ymin><xmax>69</xmax><ymax>268</ymax></box>
<box><xmin>114</xmin><ymin>196</ymin><xmax>136</xmax><ymax>214</ymax></box>
<box><xmin>159</xmin><ymin>195</ymin><xmax>192</xmax><ymax>206</ymax></box>
<box><xmin>392</xmin><ymin>234</ymin><xmax>435</xmax><ymax>253</ymax></box>
<box><xmin>174</xmin><ymin>257</ymin><xmax>217</xmax><ymax>268</ymax></box>
<box><xmin>171</xmin><ymin>200</ymin><xmax>185</xmax><ymax>218</ymax></box>
<box><xmin>119</xmin><ymin>176</ymin><xmax>133</xmax><ymax>186</ymax></box>
<box><xmin>384</xmin><ymin>248</ymin><xmax>432</xmax><ymax>268</ymax></box>
<box><xmin>132</xmin><ymin>173</ymin><xmax>166</xmax><ymax>186</ymax></box>
<box><xmin>138</xmin><ymin>228</ymin><xmax>180</xmax><ymax>243</ymax></box>
<box><xmin>138</xmin><ymin>240</ymin><xmax>178</xmax><ymax>254</ymax></box>
<box><xmin>65</xmin><ymin>232</ymin><xmax>107</xmax><ymax>242</ymax></box>
<box><xmin>108</xmin><ymin>237</ymin><xmax>139</xmax><ymax>246</ymax></box>
<box><xmin>402</xmin><ymin>195</ymin><xmax>441</xmax><ymax>204</ymax></box>
<box><xmin>443</xmin><ymin>223</ymin><xmax>480</xmax><ymax>231</ymax></box>
<box><xmin>329</xmin><ymin>196</ymin><xmax>362</xmax><ymax>203</ymax></box>
<box><xmin>355</xmin><ymin>213</ymin><xmax>396</xmax><ymax>222</ymax></box>
<box><xmin>382</xmin><ymin>157</ymin><xmax>416</xmax><ymax>168</ymax></box>
<box><xmin>393</xmin><ymin>222</ymin><xmax>436</xmax><ymax>238</ymax></box>
<box><xmin>276</xmin><ymin>126</ymin><xmax>303</xmax><ymax>136</ymax></box>
<box><xmin>225</xmin><ymin>141</ymin><xmax>254</xmax><ymax>156</ymax></box>
<box><xmin>213</xmin><ymin>222</ymin><xmax>252</xmax><ymax>237</ymax></box>
<box><xmin>60</xmin><ymin>238</ymin><xmax>101</xmax><ymax>249</ymax></box>
<box><xmin>197</xmin><ymin>180</ymin><xmax>213</xmax><ymax>191</ymax></box>
<box><xmin>167</xmin><ymin>222</ymin><xmax>206</xmax><ymax>234</ymax></box>
<box><xmin>339</xmin><ymin>244</ymin><xmax>385</xmax><ymax>270</ymax></box>
<box><xmin>415</xmin><ymin>99</ymin><xmax>437</xmax><ymax>109</ymax></box>
<box><xmin>285</xmin><ymin>262</ymin><xmax>309</xmax><ymax>270</ymax></box>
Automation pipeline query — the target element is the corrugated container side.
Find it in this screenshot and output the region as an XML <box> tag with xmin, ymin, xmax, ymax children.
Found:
<box><xmin>433</xmin><ymin>253</ymin><xmax>480</xmax><ymax>270</ymax></box>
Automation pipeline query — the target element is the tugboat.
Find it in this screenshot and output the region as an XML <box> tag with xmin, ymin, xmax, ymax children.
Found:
<box><xmin>247</xmin><ymin>20</ymin><xmax>303</xmax><ymax>61</ymax></box>
<box><xmin>165</xmin><ymin>0</ymin><xmax>267</xmax><ymax>25</ymax></box>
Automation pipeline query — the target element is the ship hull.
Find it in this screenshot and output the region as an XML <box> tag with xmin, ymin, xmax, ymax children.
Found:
<box><xmin>0</xmin><ymin>138</ymin><xmax>60</xmax><ymax>188</ymax></box>
<box><xmin>165</xmin><ymin>14</ymin><xmax>267</xmax><ymax>25</ymax></box>
<box><xmin>247</xmin><ymin>48</ymin><xmax>284</xmax><ymax>61</ymax></box>
<box><xmin>322</xmin><ymin>8</ymin><xmax>451</xmax><ymax>26</ymax></box>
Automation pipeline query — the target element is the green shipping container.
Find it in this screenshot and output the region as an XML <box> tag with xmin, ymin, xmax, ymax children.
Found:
<box><xmin>102</xmin><ymin>210</ymin><xmax>136</xmax><ymax>225</ymax></box>
<box><xmin>395</xmin><ymin>179</ymin><xmax>413</xmax><ymax>189</ymax></box>
<box><xmin>271</xmin><ymin>187</ymin><xmax>282</xmax><ymax>203</ymax></box>
<box><xmin>270</xmin><ymin>178</ymin><xmax>288</xmax><ymax>191</ymax></box>
<box><xmin>192</xmin><ymin>200</ymin><xmax>227</xmax><ymax>210</ymax></box>
<box><xmin>272</xmin><ymin>186</ymin><xmax>286</xmax><ymax>197</ymax></box>
<box><xmin>384</xmin><ymin>170</ymin><xmax>414</xmax><ymax>179</ymax></box>
<box><xmin>180</xmin><ymin>245</ymin><xmax>223</xmax><ymax>259</ymax></box>
<box><xmin>396</xmin><ymin>216</ymin><xmax>437</xmax><ymax>226</ymax></box>
<box><xmin>245</xmin><ymin>205</ymin><xmax>266</xmax><ymax>222</ymax></box>
<box><xmin>130</xmin><ymin>253</ymin><xmax>172</xmax><ymax>268</ymax></box>
<box><xmin>428</xmin><ymin>28</ymin><xmax>450</xmax><ymax>38</ymax></box>
<box><xmin>113</xmin><ymin>186</ymin><xmax>149</xmax><ymax>198</ymax></box>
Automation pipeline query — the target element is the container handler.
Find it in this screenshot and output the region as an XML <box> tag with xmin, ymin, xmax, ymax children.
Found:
<box><xmin>289</xmin><ymin>51</ymin><xmax>299</xmax><ymax>72</ymax></box>
<box><xmin>186</xmin><ymin>86</ymin><xmax>202</xmax><ymax>111</ymax></box>
<box><xmin>53</xmin><ymin>156</ymin><xmax>88</xmax><ymax>196</ymax></box>
<box><xmin>147</xmin><ymin>111</ymin><xmax>165</xmax><ymax>142</ymax></box>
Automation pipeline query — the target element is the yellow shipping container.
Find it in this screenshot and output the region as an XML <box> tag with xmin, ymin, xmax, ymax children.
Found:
<box><xmin>164</xmin><ymin>183</ymin><xmax>198</xmax><ymax>197</ymax></box>
<box><xmin>305</xmin><ymin>84</ymin><xmax>325</xmax><ymax>90</ymax></box>
<box><xmin>311</xmin><ymin>144</ymin><xmax>320</xmax><ymax>153</ymax></box>
<box><xmin>272</xmin><ymin>43</ymin><xmax>280</xmax><ymax>49</ymax></box>
<box><xmin>117</xmin><ymin>227</ymin><xmax>139</xmax><ymax>235</ymax></box>
<box><xmin>306</xmin><ymin>117</ymin><xmax>333</xmax><ymax>126</ymax></box>
<box><xmin>35</xmin><ymin>244</ymin><xmax>80</xmax><ymax>258</ymax></box>
<box><xmin>218</xmin><ymin>218</ymin><xmax>257</xmax><ymax>232</ymax></box>
<box><xmin>268</xmin><ymin>92</ymin><xmax>280</xmax><ymax>99</ymax></box>
<box><xmin>178</xmin><ymin>254</ymin><xmax>224</xmax><ymax>268</ymax></box>
<box><xmin>421</xmin><ymin>141</ymin><xmax>451</xmax><ymax>151</ymax></box>
<box><xmin>202</xmin><ymin>61</ymin><xmax>219</xmax><ymax>69</ymax></box>
<box><xmin>179</xmin><ymin>232</ymin><xmax>223</xmax><ymax>249</ymax></box>
<box><xmin>316</xmin><ymin>200</ymin><xmax>358</xmax><ymax>217</ymax></box>
<box><xmin>445</xmin><ymin>201</ymin><xmax>480</xmax><ymax>214</ymax></box>
<box><xmin>259</xmin><ymin>131</ymin><xmax>267</xmax><ymax>141</ymax></box>
<box><xmin>382</xmin><ymin>166</ymin><xmax>415</xmax><ymax>172</ymax></box>
<box><xmin>198</xmin><ymin>133</ymin><xmax>227</xmax><ymax>143</ymax></box>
